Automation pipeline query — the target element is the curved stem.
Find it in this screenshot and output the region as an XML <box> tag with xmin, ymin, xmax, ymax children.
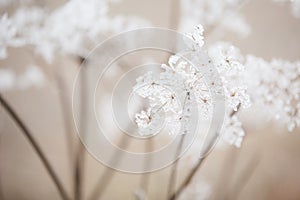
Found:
<box><xmin>88</xmin><ymin>132</ymin><xmax>131</xmax><ymax>200</ymax></box>
<box><xmin>167</xmin><ymin>134</ymin><xmax>186</xmax><ymax>199</ymax></box>
<box><xmin>54</xmin><ymin>69</ymin><xmax>75</xmax><ymax>186</ymax></box>
<box><xmin>74</xmin><ymin>57</ymin><xmax>88</xmax><ymax>200</ymax></box>
<box><xmin>137</xmin><ymin>138</ymin><xmax>153</xmax><ymax>199</ymax></box>
<box><xmin>169</xmin><ymin>105</ymin><xmax>242</xmax><ymax>200</ymax></box>
<box><xmin>169</xmin><ymin>156</ymin><xmax>206</xmax><ymax>200</ymax></box>
<box><xmin>0</xmin><ymin>94</ymin><xmax>70</xmax><ymax>200</ymax></box>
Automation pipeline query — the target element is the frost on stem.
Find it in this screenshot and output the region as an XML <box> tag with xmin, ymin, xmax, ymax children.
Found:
<box><xmin>133</xmin><ymin>25</ymin><xmax>251</xmax><ymax>147</ymax></box>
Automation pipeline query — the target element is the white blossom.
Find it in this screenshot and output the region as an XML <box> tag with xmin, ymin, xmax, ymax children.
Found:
<box><xmin>244</xmin><ymin>55</ymin><xmax>300</xmax><ymax>131</ymax></box>
<box><xmin>133</xmin><ymin>25</ymin><xmax>251</xmax><ymax>147</ymax></box>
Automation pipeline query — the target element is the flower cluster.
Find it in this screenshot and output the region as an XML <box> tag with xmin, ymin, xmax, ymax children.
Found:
<box><xmin>244</xmin><ymin>55</ymin><xmax>300</xmax><ymax>131</ymax></box>
<box><xmin>133</xmin><ymin>25</ymin><xmax>251</xmax><ymax>147</ymax></box>
<box><xmin>0</xmin><ymin>0</ymin><xmax>149</xmax><ymax>62</ymax></box>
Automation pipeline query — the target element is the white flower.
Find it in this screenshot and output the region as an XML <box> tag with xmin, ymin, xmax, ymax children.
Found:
<box><xmin>133</xmin><ymin>25</ymin><xmax>251</xmax><ymax>144</ymax></box>
<box><xmin>244</xmin><ymin>55</ymin><xmax>300</xmax><ymax>131</ymax></box>
<box><xmin>135</xmin><ymin>107</ymin><xmax>164</xmax><ymax>136</ymax></box>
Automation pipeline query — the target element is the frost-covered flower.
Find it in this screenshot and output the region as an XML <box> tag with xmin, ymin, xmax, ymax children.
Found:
<box><xmin>135</xmin><ymin>107</ymin><xmax>164</xmax><ymax>136</ymax></box>
<box><xmin>133</xmin><ymin>25</ymin><xmax>251</xmax><ymax>147</ymax></box>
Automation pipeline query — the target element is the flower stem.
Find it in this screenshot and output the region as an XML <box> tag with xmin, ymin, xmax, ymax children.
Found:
<box><xmin>169</xmin><ymin>104</ymin><xmax>242</xmax><ymax>200</ymax></box>
<box><xmin>0</xmin><ymin>94</ymin><xmax>70</xmax><ymax>200</ymax></box>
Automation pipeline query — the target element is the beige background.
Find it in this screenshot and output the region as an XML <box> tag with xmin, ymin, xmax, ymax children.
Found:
<box><xmin>0</xmin><ymin>0</ymin><xmax>300</xmax><ymax>199</ymax></box>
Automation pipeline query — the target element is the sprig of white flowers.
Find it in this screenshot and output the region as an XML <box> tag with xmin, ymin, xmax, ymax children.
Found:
<box><xmin>133</xmin><ymin>25</ymin><xmax>251</xmax><ymax>147</ymax></box>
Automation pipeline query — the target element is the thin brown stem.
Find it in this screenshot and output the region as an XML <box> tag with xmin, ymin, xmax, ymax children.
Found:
<box><xmin>170</xmin><ymin>104</ymin><xmax>242</xmax><ymax>200</ymax></box>
<box><xmin>0</xmin><ymin>132</ymin><xmax>5</xmax><ymax>200</ymax></box>
<box><xmin>210</xmin><ymin>147</ymin><xmax>239</xmax><ymax>200</ymax></box>
<box><xmin>54</xmin><ymin>69</ymin><xmax>75</xmax><ymax>186</ymax></box>
<box><xmin>140</xmin><ymin>139</ymin><xmax>153</xmax><ymax>196</ymax></box>
<box><xmin>74</xmin><ymin>57</ymin><xmax>88</xmax><ymax>200</ymax></box>
<box><xmin>0</xmin><ymin>94</ymin><xmax>70</xmax><ymax>200</ymax></box>
<box><xmin>88</xmin><ymin>133</ymin><xmax>131</xmax><ymax>200</ymax></box>
<box><xmin>169</xmin><ymin>156</ymin><xmax>206</xmax><ymax>200</ymax></box>
<box><xmin>167</xmin><ymin>134</ymin><xmax>186</xmax><ymax>199</ymax></box>
<box><xmin>227</xmin><ymin>155</ymin><xmax>260</xmax><ymax>200</ymax></box>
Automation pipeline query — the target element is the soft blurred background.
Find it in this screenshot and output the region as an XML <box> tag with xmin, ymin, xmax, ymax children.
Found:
<box><xmin>0</xmin><ymin>0</ymin><xmax>300</xmax><ymax>199</ymax></box>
